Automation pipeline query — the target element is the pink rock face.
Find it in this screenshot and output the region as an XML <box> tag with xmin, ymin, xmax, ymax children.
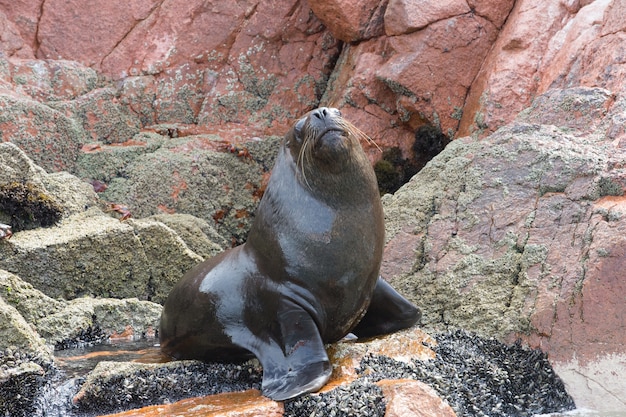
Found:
<box><xmin>324</xmin><ymin>12</ymin><xmax>499</xmax><ymax>162</ymax></box>
<box><xmin>0</xmin><ymin>0</ymin><xmax>39</xmax><ymax>57</ymax></box>
<box><xmin>0</xmin><ymin>0</ymin><xmax>340</xmax><ymax>137</ymax></box>
<box><xmin>459</xmin><ymin>0</ymin><xmax>626</xmax><ymax>137</ymax></box>
<box><xmin>308</xmin><ymin>0</ymin><xmax>385</xmax><ymax>42</ymax></box>
<box><xmin>0</xmin><ymin>0</ymin><xmax>519</xmax><ymax>158</ymax></box>
<box><xmin>0</xmin><ymin>10</ymin><xmax>32</xmax><ymax>58</ymax></box>
<box><xmin>384</xmin><ymin>0</ymin><xmax>470</xmax><ymax>36</ymax></box>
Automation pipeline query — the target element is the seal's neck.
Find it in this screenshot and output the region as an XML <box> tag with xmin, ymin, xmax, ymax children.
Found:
<box><xmin>294</xmin><ymin>147</ymin><xmax>379</xmax><ymax>207</ymax></box>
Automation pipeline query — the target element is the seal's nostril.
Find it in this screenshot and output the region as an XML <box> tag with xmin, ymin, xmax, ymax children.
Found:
<box><xmin>313</xmin><ymin>107</ymin><xmax>331</xmax><ymax>120</ymax></box>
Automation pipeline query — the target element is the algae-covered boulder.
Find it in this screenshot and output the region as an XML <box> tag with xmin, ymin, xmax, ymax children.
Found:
<box><xmin>0</xmin><ymin>297</ymin><xmax>52</xmax><ymax>361</ymax></box>
<box><xmin>0</xmin><ymin>212</ymin><xmax>205</xmax><ymax>303</ymax></box>
<box><xmin>0</xmin><ymin>269</ymin><xmax>161</xmax><ymax>347</ymax></box>
<box><xmin>126</xmin><ymin>217</ymin><xmax>203</xmax><ymax>304</ymax></box>
<box><xmin>48</xmin><ymin>87</ymin><xmax>142</xmax><ymax>144</ymax></box>
<box><xmin>36</xmin><ymin>297</ymin><xmax>161</xmax><ymax>347</ymax></box>
<box><xmin>0</xmin><ymin>212</ymin><xmax>153</xmax><ymax>300</ymax></box>
<box><xmin>0</xmin><ymin>94</ymin><xmax>86</xmax><ymax>172</ymax></box>
<box><xmin>146</xmin><ymin>213</ymin><xmax>228</xmax><ymax>258</ymax></box>
<box><xmin>0</xmin><ymin>269</ymin><xmax>65</xmax><ymax>324</ymax></box>
<box><xmin>383</xmin><ymin>120</ymin><xmax>623</xmax><ymax>337</ymax></box>
<box><xmin>0</xmin><ymin>141</ymin><xmax>222</xmax><ymax>303</ymax></box>
<box><xmin>0</xmin><ymin>142</ymin><xmax>98</xmax><ymax>230</ymax></box>
<box><xmin>0</xmin><ymin>268</ymin><xmax>163</xmax><ymax>415</ymax></box>
<box><xmin>381</xmin><ymin>87</ymin><xmax>626</xmax><ymax>410</ymax></box>
<box><xmin>80</xmin><ymin>134</ymin><xmax>280</xmax><ymax>245</ymax></box>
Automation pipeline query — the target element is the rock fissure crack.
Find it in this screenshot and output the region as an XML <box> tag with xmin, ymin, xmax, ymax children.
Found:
<box><xmin>102</xmin><ymin>0</ymin><xmax>168</xmax><ymax>72</ymax></box>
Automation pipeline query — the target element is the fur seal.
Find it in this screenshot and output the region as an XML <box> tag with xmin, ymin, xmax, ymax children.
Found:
<box><xmin>160</xmin><ymin>107</ymin><xmax>420</xmax><ymax>400</ymax></box>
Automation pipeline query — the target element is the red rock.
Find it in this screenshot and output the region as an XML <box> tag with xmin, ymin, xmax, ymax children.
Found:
<box><xmin>467</xmin><ymin>0</ymin><xmax>515</xmax><ymax>28</ymax></box>
<box><xmin>459</xmin><ymin>0</ymin><xmax>626</xmax><ymax>138</ymax></box>
<box><xmin>99</xmin><ymin>1</ymin><xmax>245</xmax><ymax>78</ymax></box>
<box><xmin>0</xmin><ymin>10</ymin><xmax>32</xmax><ymax>58</ymax></box>
<box><xmin>37</xmin><ymin>0</ymin><xmax>160</xmax><ymax>69</ymax></box>
<box><xmin>0</xmin><ymin>0</ymin><xmax>39</xmax><ymax>57</ymax></box>
<box><xmin>537</xmin><ymin>0</ymin><xmax>615</xmax><ymax>94</ymax></box>
<box><xmin>323</xmin><ymin>13</ymin><xmax>498</xmax><ymax>162</ymax></box>
<box><xmin>384</xmin><ymin>0</ymin><xmax>470</xmax><ymax>36</ymax></box>
<box><xmin>309</xmin><ymin>0</ymin><xmax>385</xmax><ymax>42</ymax></box>
<box><xmin>9</xmin><ymin>59</ymin><xmax>53</xmax><ymax>100</ymax></box>
<box><xmin>458</xmin><ymin>0</ymin><xmax>572</xmax><ymax>137</ymax></box>
<box><xmin>376</xmin><ymin>14</ymin><xmax>498</xmax><ymax>138</ymax></box>
<box><xmin>377</xmin><ymin>379</ymin><xmax>457</xmax><ymax>417</ymax></box>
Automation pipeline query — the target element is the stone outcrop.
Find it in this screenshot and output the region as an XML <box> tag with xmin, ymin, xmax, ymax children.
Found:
<box><xmin>0</xmin><ymin>268</ymin><xmax>162</xmax><ymax>417</ymax></box>
<box><xmin>2</xmin><ymin>0</ymin><xmax>625</xmax><ymax>160</ymax></box>
<box><xmin>0</xmin><ymin>0</ymin><xmax>515</xmax><ymax>172</ymax></box>
<box><xmin>0</xmin><ymin>269</ymin><xmax>161</xmax><ymax>347</ymax></box>
<box><xmin>77</xmin><ymin>133</ymin><xmax>280</xmax><ymax>245</ymax></box>
<box><xmin>0</xmin><ymin>141</ymin><xmax>263</xmax><ymax>303</ymax></box>
<box><xmin>382</xmin><ymin>87</ymin><xmax>626</xmax><ymax>411</ymax></box>
<box><xmin>459</xmin><ymin>0</ymin><xmax>626</xmax><ymax>138</ymax></box>
<box><xmin>378</xmin><ymin>379</ymin><xmax>457</xmax><ymax>417</ymax></box>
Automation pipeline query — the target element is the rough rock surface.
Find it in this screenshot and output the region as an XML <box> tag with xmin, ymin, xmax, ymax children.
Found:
<box><xmin>459</xmin><ymin>0</ymin><xmax>626</xmax><ymax>137</ymax></box>
<box><xmin>0</xmin><ymin>142</ymin><xmax>97</xmax><ymax>222</ymax></box>
<box><xmin>0</xmin><ymin>269</ymin><xmax>161</xmax><ymax>348</ymax></box>
<box><xmin>2</xmin><ymin>0</ymin><xmax>625</xmax><ymax>158</ymax></box>
<box><xmin>0</xmin><ymin>0</ymin><xmax>515</xmax><ymax>172</ymax></box>
<box><xmin>377</xmin><ymin>379</ymin><xmax>457</xmax><ymax>417</ymax></box>
<box><xmin>78</xmin><ymin>133</ymin><xmax>281</xmax><ymax>245</ymax></box>
<box><xmin>1</xmin><ymin>142</ymin><xmax>220</xmax><ymax>304</ymax></box>
<box><xmin>382</xmin><ymin>87</ymin><xmax>626</xmax><ymax>410</ymax></box>
<box><xmin>0</xmin><ymin>210</ymin><xmax>202</xmax><ymax>303</ymax></box>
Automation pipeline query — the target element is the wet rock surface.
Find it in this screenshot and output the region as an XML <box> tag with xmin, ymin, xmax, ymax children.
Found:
<box><xmin>360</xmin><ymin>330</ymin><xmax>575</xmax><ymax>417</ymax></box>
<box><xmin>284</xmin><ymin>379</ymin><xmax>386</xmax><ymax>417</ymax></box>
<box><xmin>22</xmin><ymin>329</ymin><xmax>573</xmax><ymax>417</ymax></box>
<box><xmin>73</xmin><ymin>361</ymin><xmax>262</xmax><ymax>416</ymax></box>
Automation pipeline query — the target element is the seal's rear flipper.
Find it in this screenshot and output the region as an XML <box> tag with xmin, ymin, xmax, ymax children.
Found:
<box><xmin>247</xmin><ymin>298</ymin><xmax>332</xmax><ymax>401</ymax></box>
<box><xmin>351</xmin><ymin>277</ymin><xmax>421</xmax><ymax>338</ymax></box>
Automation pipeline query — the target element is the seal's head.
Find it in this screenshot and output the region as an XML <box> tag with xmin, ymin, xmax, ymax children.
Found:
<box><xmin>285</xmin><ymin>107</ymin><xmax>372</xmax><ymax>176</ymax></box>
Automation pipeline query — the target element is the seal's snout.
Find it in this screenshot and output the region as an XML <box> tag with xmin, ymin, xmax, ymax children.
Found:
<box><xmin>309</xmin><ymin>107</ymin><xmax>343</xmax><ymax>132</ymax></box>
<box><xmin>308</xmin><ymin>107</ymin><xmax>345</xmax><ymax>144</ymax></box>
<box><xmin>311</xmin><ymin>107</ymin><xmax>341</xmax><ymax>121</ymax></box>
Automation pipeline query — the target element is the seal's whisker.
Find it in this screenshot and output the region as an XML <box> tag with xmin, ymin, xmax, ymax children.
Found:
<box><xmin>297</xmin><ymin>137</ymin><xmax>312</xmax><ymax>189</ymax></box>
<box><xmin>339</xmin><ymin>119</ymin><xmax>382</xmax><ymax>152</ymax></box>
<box><xmin>339</xmin><ymin>119</ymin><xmax>383</xmax><ymax>152</ymax></box>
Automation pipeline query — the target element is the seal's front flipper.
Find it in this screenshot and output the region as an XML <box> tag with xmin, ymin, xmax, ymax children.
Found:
<box><xmin>254</xmin><ymin>298</ymin><xmax>331</xmax><ymax>401</ymax></box>
<box><xmin>352</xmin><ymin>277</ymin><xmax>421</xmax><ymax>338</ymax></box>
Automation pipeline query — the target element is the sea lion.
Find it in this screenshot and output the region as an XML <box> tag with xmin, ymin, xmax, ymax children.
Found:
<box><xmin>159</xmin><ymin>107</ymin><xmax>420</xmax><ymax>401</ymax></box>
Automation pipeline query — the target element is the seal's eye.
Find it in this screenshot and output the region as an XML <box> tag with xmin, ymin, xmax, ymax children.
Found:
<box><xmin>294</xmin><ymin>118</ymin><xmax>305</xmax><ymax>137</ymax></box>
